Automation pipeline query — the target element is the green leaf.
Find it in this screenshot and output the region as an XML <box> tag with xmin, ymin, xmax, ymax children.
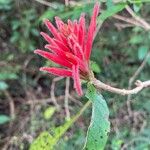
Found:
<box><xmin>138</xmin><ymin>46</ymin><xmax>148</xmax><ymax>60</ymax></box>
<box><xmin>0</xmin><ymin>72</ymin><xmax>18</xmax><ymax>80</ymax></box>
<box><xmin>30</xmin><ymin>132</ymin><xmax>54</xmax><ymax>150</ymax></box>
<box><xmin>83</xmin><ymin>84</ymin><xmax>110</xmax><ymax>150</ymax></box>
<box><xmin>0</xmin><ymin>81</ymin><xmax>8</xmax><ymax>91</ymax></box>
<box><xmin>106</xmin><ymin>0</ymin><xmax>114</xmax><ymax>8</ymax></box>
<box><xmin>147</xmin><ymin>59</ymin><xmax>150</xmax><ymax>66</ymax></box>
<box><xmin>133</xmin><ymin>2</ymin><xmax>142</xmax><ymax>12</ymax></box>
<box><xmin>39</xmin><ymin>9</ymin><xmax>56</xmax><ymax>22</ymax></box>
<box><xmin>0</xmin><ymin>0</ymin><xmax>11</xmax><ymax>4</ymax></box>
<box><xmin>0</xmin><ymin>0</ymin><xmax>12</xmax><ymax>10</ymax></box>
<box><xmin>0</xmin><ymin>115</ymin><xmax>10</xmax><ymax>125</ymax></box>
<box><xmin>129</xmin><ymin>35</ymin><xmax>143</xmax><ymax>44</ymax></box>
<box><xmin>43</xmin><ymin>106</ymin><xmax>56</xmax><ymax>120</ymax></box>
<box><xmin>99</xmin><ymin>3</ymin><xmax>126</xmax><ymax>22</ymax></box>
<box><xmin>90</xmin><ymin>61</ymin><xmax>101</xmax><ymax>73</ymax></box>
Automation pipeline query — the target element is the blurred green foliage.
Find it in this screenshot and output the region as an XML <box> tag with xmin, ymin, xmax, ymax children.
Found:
<box><xmin>0</xmin><ymin>114</ymin><xmax>10</xmax><ymax>125</ymax></box>
<box><xmin>0</xmin><ymin>0</ymin><xmax>150</xmax><ymax>149</ymax></box>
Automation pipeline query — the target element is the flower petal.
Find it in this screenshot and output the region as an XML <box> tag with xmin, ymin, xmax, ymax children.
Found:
<box><xmin>45</xmin><ymin>44</ymin><xmax>63</xmax><ymax>55</ymax></box>
<box><xmin>85</xmin><ymin>2</ymin><xmax>100</xmax><ymax>61</ymax></box>
<box><xmin>44</xmin><ymin>19</ymin><xmax>60</xmax><ymax>39</ymax></box>
<box><xmin>58</xmin><ymin>32</ymin><xmax>68</xmax><ymax>45</ymax></box>
<box><xmin>40</xmin><ymin>32</ymin><xmax>55</xmax><ymax>44</ymax></box>
<box><xmin>34</xmin><ymin>49</ymin><xmax>72</xmax><ymax>68</ymax></box>
<box><xmin>40</xmin><ymin>67</ymin><xmax>72</xmax><ymax>77</ymax></box>
<box><xmin>66</xmin><ymin>52</ymin><xmax>88</xmax><ymax>72</ymax></box>
<box><xmin>68</xmin><ymin>34</ymin><xmax>83</xmax><ymax>59</ymax></box>
<box><xmin>45</xmin><ymin>44</ymin><xmax>71</xmax><ymax>60</ymax></box>
<box><xmin>73</xmin><ymin>20</ymin><xmax>78</xmax><ymax>34</ymax></box>
<box><xmin>54</xmin><ymin>39</ymin><xmax>70</xmax><ymax>52</ymax></box>
<box><xmin>78</xmin><ymin>13</ymin><xmax>86</xmax><ymax>47</ymax></box>
<box><xmin>55</xmin><ymin>16</ymin><xmax>64</xmax><ymax>30</ymax></box>
<box><xmin>72</xmin><ymin>65</ymin><xmax>83</xmax><ymax>95</ymax></box>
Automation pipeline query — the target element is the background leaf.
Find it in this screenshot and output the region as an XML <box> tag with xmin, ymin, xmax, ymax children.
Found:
<box><xmin>99</xmin><ymin>3</ymin><xmax>126</xmax><ymax>22</ymax></box>
<box><xmin>90</xmin><ymin>61</ymin><xmax>101</xmax><ymax>73</ymax></box>
<box><xmin>43</xmin><ymin>106</ymin><xmax>56</xmax><ymax>120</ymax></box>
<box><xmin>138</xmin><ymin>45</ymin><xmax>149</xmax><ymax>60</ymax></box>
<box><xmin>0</xmin><ymin>81</ymin><xmax>8</xmax><ymax>91</ymax></box>
<box><xmin>0</xmin><ymin>115</ymin><xmax>10</xmax><ymax>125</ymax></box>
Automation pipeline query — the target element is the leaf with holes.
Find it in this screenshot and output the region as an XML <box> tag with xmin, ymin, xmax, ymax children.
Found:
<box><xmin>83</xmin><ymin>84</ymin><xmax>110</xmax><ymax>150</ymax></box>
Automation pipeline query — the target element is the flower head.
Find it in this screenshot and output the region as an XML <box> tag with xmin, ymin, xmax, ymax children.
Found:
<box><xmin>34</xmin><ymin>3</ymin><xmax>100</xmax><ymax>95</ymax></box>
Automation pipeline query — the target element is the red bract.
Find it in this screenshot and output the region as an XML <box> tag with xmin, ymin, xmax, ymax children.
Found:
<box><xmin>34</xmin><ymin>3</ymin><xmax>100</xmax><ymax>95</ymax></box>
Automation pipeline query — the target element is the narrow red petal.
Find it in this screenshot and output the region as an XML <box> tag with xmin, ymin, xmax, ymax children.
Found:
<box><xmin>40</xmin><ymin>67</ymin><xmax>72</xmax><ymax>77</ymax></box>
<box><xmin>44</xmin><ymin>19</ymin><xmax>61</xmax><ymax>40</ymax></box>
<box><xmin>34</xmin><ymin>49</ymin><xmax>72</xmax><ymax>68</ymax></box>
<box><xmin>65</xmin><ymin>53</ymin><xmax>77</xmax><ymax>65</ymax></box>
<box><xmin>45</xmin><ymin>44</ymin><xmax>62</xmax><ymax>55</ymax></box>
<box><xmin>67</xmin><ymin>19</ymin><xmax>74</xmax><ymax>33</ymax></box>
<box><xmin>43</xmin><ymin>46</ymin><xmax>84</xmax><ymax>68</ymax></box>
<box><xmin>58</xmin><ymin>33</ymin><xmax>68</xmax><ymax>45</ymax></box>
<box><xmin>55</xmin><ymin>16</ymin><xmax>64</xmax><ymax>30</ymax></box>
<box><xmin>73</xmin><ymin>44</ymin><xmax>84</xmax><ymax>59</ymax></box>
<box><xmin>68</xmin><ymin>19</ymin><xmax>73</xmax><ymax>29</ymax></box>
<box><xmin>54</xmin><ymin>39</ymin><xmax>70</xmax><ymax>52</ymax></box>
<box><xmin>40</xmin><ymin>32</ymin><xmax>55</xmax><ymax>44</ymax></box>
<box><xmin>68</xmin><ymin>34</ymin><xmax>84</xmax><ymax>59</ymax></box>
<box><xmin>45</xmin><ymin>44</ymin><xmax>70</xmax><ymax>59</ymax></box>
<box><xmin>72</xmin><ymin>65</ymin><xmax>83</xmax><ymax>95</ymax></box>
<box><xmin>85</xmin><ymin>3</ymin><xmax>100</xmax><ymax>61</ymax></box>
<box><xmin>78</xmin><ymin>14</ymin><xmax>86</xmax><ymax>47</ymax></box>
<box><xmin>65</xmin><ymin>52</ymin><xmax>87</xmax><ymax>72</ymax></box>
<box><xmin>73</xmin><ymin>20</ymin><xmax>78</xmax><ymax>34</ymax></box>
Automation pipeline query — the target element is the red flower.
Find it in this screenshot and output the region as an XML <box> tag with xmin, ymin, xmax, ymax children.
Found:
<box><xmin>34</xmin><ymin>3</ymin><xmax>100</xmax><ymax>95</ymax></box>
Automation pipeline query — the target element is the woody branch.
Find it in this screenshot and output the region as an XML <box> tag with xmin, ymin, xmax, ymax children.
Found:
<box><xmin>91</xmin><ymin>78</ymin><xmax>150</xmax><ymax>95</ymax></box>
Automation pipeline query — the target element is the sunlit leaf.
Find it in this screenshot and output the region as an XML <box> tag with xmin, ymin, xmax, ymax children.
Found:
<box><xmin>43</xmin><ymin>106</ymin><xmax>56</xmax><ymax>120</ymax></box>
<box><xmin>90</xmin><ymin>61</ymin><xmax>101</xmax><ymax>73</ymax></box>
<box><xmin>30</xmin><ymin>132</ymin><xmax>54</xmax><ymax>150</ymax></box>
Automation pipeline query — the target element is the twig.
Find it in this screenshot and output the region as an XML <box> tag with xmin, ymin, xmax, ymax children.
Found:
<box><xmin>69</xmin><ymin>95</ymin><xmax>82</xmax><ymax>106</ymax></box>
<box><xmin>91</xmin><ymin>78</ymin><xmax>150</xmax><ymax>95</ymax></box>
<box><xmin>64</xmin><ymin>77</ymin><xmax>71</xmax><ymax>120</ymax></box>
<box><xmin>34</xmin><ymin>0</ymin><xmax>57</xmax><ymax>9</ymax></box>
<box><xmin>113</xmin><ymin>6</ymin><xmax>150</xmax><ymax>30</ymax></box>
<box><xmin>26</xmin><ymin>95</ymin><xmax>65</xmax><ymax>105</ymax></box>
<box><xmin>115</xmin><ymin>23</ymin><xmax>134</xmax><ymax>30</ymax></box>
<box><xmin>126</xmin><ymin>52</ymin><xmax>150</xmax><ymax>115</ymax></box>
<box><xmin>125</xmin><ymin>5</ymin><xmax>150</xmax><ymax>30</ymax></box>
<box><xmin>4</xmin><ymin>90</ymin><xmax>15</xmax><ymax>120</ymax></box>
<box><xmin>121</xmin><ymin>137</ymin><xmax>150</xmax><ymax>150</ymax></box>
<box><xmin>113</xmin><ymin>14</ymin><xmax>143</xmax><ymax>28</ymax></box>
<box><xmin>50</xmin><ymin>76</ymin><xmax>64</xmax><ymax>109</ymax></box>
<box><xmin>65</xmin><ymin>0</ymin><xmax>69</xmax><ymax>6</ymax></box>
<box><xmin>128</xmin><ymin>52</ymin><xmax>150</xmax><ymax>94</ymax></box>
